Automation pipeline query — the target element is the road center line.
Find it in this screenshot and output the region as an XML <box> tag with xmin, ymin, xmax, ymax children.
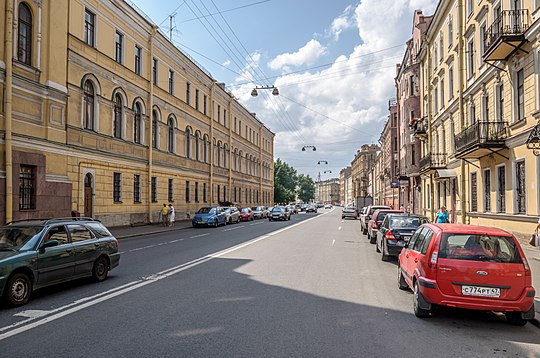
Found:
<box><xmin>222</xmin><ymin>226</ymin><xmax>244</xmax><ymax>232</ymax></box>
<box><xmin>190</xmin><ymin>233</ymin><xmax>210</xmax><ymax>239</ymax></box>
<box><xmin>0</xmin><ymin>212</ymin><xmax>326</xmax><ymax>341</ymax></box>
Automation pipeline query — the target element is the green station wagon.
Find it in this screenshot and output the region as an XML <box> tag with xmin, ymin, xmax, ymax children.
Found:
<box><xmin>0</xmin><ymin>218</ymin><xmax>120</xmax><ymax>306</ymax></box>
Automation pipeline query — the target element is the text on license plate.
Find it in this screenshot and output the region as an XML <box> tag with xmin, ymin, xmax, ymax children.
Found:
<box><xmin>461</xmin><ymin>285</ymin><xmax>500</xmax><ymax>298</ymax></box>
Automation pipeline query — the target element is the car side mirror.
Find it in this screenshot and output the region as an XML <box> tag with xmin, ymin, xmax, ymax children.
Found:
<box><xmin>40</xmin><ymin>239</ymin><xmax>59</xmax><ymax>249</ymax></box>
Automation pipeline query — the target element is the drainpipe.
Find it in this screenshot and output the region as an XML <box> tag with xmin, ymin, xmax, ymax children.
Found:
<box><xmin>458</xmin><ymin>0</ymin><xmax>467</xmax><ymax>224</ymax></box>
<box><xmin>4</xmin><ymin>1</ymin><xmax>14</xmax><ymax>223</ymax></box>
<box><xmin>147</xmin><ymin>25</ymin><xmax>157</xmax><ymax>223</ymax></box>
<box><xmin>209</xmin><ymin>82</ymin><xmax>215</xmax><ymax>205</ymax></box>
<box><xmin>228</xmin><ymin>98</ymin><xmax>232</xmax><ymax>203</ymax></box>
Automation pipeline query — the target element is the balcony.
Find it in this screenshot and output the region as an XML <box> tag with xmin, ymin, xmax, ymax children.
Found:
<box><xmin>455</xmin><ymin>121</ymin><xmax>508</xmax><ymax>159</ymax></box>
<box><xmin>411</xmin><ymin>117</ymin><xmax>427</xmax><ymax>140</ymax></box>
<box><xmin>419</xmin><ymin>153</ymin><xmax>447</xmax><ymax>173</ymax></box>
<box><xmin>483</xmin><ymin>9</ymin><xmax>529</xmax><ymax>62</ymax></box>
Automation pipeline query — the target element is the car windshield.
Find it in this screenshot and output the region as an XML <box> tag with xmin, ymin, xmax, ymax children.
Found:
<box><xmin>272</xmin><ymin>207</ymin><xmax>283</xmax><ymax>213</ymax></box>
<box><xmin>0</xmin><ymin>226</ymin><xmax>44</xmax><ymax>250</ymax></box>
<box><xmin>389</xmin><ymin>217</ymin><xmax>425</xmax><ymax>228</ymax></box>
<box><xmin>438</xmin><ymin>234</ymin><xmax>522</xmax><ymax>263</ymax></box>
<box><xmin>197</xmin><ymin>207</ymin><xmax>216</xmax><ymax>214</ymax></box>
<box><xmin>241</xmin><ymin>208</ymin><xmax>250</xmax><ymax>213</ymax></box>
<box><xmin>251</xmin><ymin>207</ymin><xmax>259</xmax><ymax>211</ymax></box>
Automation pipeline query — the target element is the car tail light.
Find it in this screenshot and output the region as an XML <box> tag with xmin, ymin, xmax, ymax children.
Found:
<box><xmin>114</xmin><ymin>239</ymin><xmax>119</xmax><ymax>250</ymax></box>
<box><xmin>371</xmin><ymin>222</ymin><xmax>378</xmax><ymax>229</ymax></box>
<box><xmin>429</xmin><ymin>251</ymin><xmax>438</xmax><ymax>268</ymax></box>
<box><xmin>385</xmin><ymin>231</ymin><xmax>396</xmax><ymax>240</ymax></box>
<box><xmin>523</xmin><ymin>257</ymin><xmax>532</xmax><ymax>277</ymax></box>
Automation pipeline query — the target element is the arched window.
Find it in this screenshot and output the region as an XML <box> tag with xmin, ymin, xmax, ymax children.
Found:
<box><xmin>113</xmin><ymin>93</ymin><xmax>123</xmax><ymax>138</ymax></box>
<box><xmin>18</xmin><ymin>3</ymin><xmax>32</xmax><ymax>65</ymax></box>
<box><xmin>195</xmin><ymin>132</ymin><xmax>201</xmax><ymax>161</ymax></box>
<box><xmin>83</xmin><ymin>80</ymin><xmax>95</xmax><ymax>130</ymax></box>
<box><xmin>223</xmin><ymin>145</ymin><xmax>228</xmax><ymax>169</ymax></box>
<box><xmin>203</xmin><ymin>135</ymin><xmax>209</xmax><ymax>163</ymax></box>
<box><xmin>217</xmin><ymin>142</ymin><xmax>222</xmax><ymax>167</ymax></box>
<box><xmin>134</xmin><ymin>103</ymin><xmax>142</xmax><ymax>144</ymax></box>
<box><xmin>239</xmin><ymin>152</ymin><xmax>243</xmax><ymax>172</ymax></box>
<box><xmin>168</xmin><ymin>117</ymin><xmax>175</xmax><ymax>153</ymax></box>
<box><xmin>186</xmin><ymin>128</ymin><xmax>192</xmax><ymax>159</ymax></box>
<box><xmin>152</xmin><ymin>110</ymin><xmax>158</xmax><ymax>149</ymax></box>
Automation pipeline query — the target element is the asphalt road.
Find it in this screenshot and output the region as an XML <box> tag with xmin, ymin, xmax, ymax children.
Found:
<box><xmin>1</xmin><ymin>208</ymin><xmax>539</xmax><ymax>357</ymax></box>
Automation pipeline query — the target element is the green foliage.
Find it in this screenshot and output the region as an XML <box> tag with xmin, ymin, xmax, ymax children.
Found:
<box><xmin>296</xmin><ymin>174</ymin><xmax>315</xmax><ymax>202</ymax></box>
<box><xmin>273</xmin><ymin>159</ymin><xmax>315</xmax><ymax>204</ymax></box>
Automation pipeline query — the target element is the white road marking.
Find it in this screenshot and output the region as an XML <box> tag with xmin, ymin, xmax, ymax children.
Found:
<box><xmin>338</xmin><ymin>226</ymin><xmax>342</xmax><ymax>231</ymax></box>
<box><xmin>14</xmin><ymin>310</ymin><xmax>50</xmax><ymax>319</ymax></box>
<box><xmin>332</xmin><ymin>239</ymin><xmax>336</xmax><ymax>246</ymax></box>
<box><xmin>249</xmin><ymin>222</ymin><xmax>264</xmax><ymax>226</ymax></box>
<box><xmin>222</xmin><ymin>225</ymin><xmax>245</xmax><ymax>232</ymax></box>
<box><xmin>0</xmin><ymin>211</ymin><xmax>325</xmax><ymax>341</ymax></box>
<box><xmin>190</xmin><ymin>233</ymin><xmax>210</xmax><ymax>239</ymax></box>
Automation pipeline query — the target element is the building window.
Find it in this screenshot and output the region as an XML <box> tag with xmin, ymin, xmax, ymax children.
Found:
<box><xmin>223</xmin><ymin>186</ymin><xmax>227</xmax><ymax>201</ymax></box>
<box><xmin>185</xmin><ymin>181</ymin><xmax>190</xmax><ymax>202</ymax></box>
<box><xmin>186</xmin><ymin>128</ymin><xmax>192</xmax><ymax>159</ymax></box>
<box><xmin>135</xmin><ymin>45</ymin><xmax>142</xmax><ymax>75</ymax></box>
<box><xmin>203</xmin><ymin>183</ymin><xmax>207</xmax><ymax>202</ymax></box>
<box><xmin>483</xmin><ymin>94</ymin><xmax>489</xmax><ymax>121</ymax></box>
<box><xmin>153</xmin><ymin>58</ymin><xmax>158</xmax><ymax>86</ymax></box>
<box><xmin>439</xmin><ymin>32</ymin><xmax>443</xmax><ymax>62</ymax></box>
<box><xmin>516</xmin><ymin>69</ymin><xmax>525</xmax><ymax>122</ymax></box>
<box><xmin>433</xmin><ymin>83</ymin><xmax>438</xmax><ymax>113</ymax></box>
<box><xmin>217</xmin><ymin>105</ymin><xmax>221</xmax><ymax>124</ymax></box>
<box><xmin>195</xmin><ymin>182</ymin><xmax>199</xmax><ymax>202</ymax></box>
<box><xmin>449</xmin><ymin>66</ymin><xmax>454</xmax><ymax>99</ymax></box>
<box><xmin>479</xmin><ymin>24</ymin><xmax>486</xmax><ymax>57</ymax></box>
<box><xmin>195</xmin><ymin>133</ymin><xmax>200</xmax><ymax>161</ymax></box>
<box><xmin>409</xmin><ymin>75</ymin><xmax>414</xmax><ymax>96</ymax></box>
<box><xmin>19</xmin><ymin>165</ymin><xmax>35</xmax><ymax>210</ymax></box>
<box><xmin>134</xmin><ymin>174</ymin><xmax>141</xmax><ymax>203</ymax></box>
<box><xmin>115</xmin><ymin>31</ymin><xmax>124</xmax><ymax>64</ymax></box>
<box><xmin>203</xmin><ymin>95</ymin><xmax>208</xmax><ymax>115</ymax></box>
<box><xmin>113</xmin><ymin>94</ymin><xmax>123</xmax><ymax>138</ymax></box>
<box><xmin>186</xmin><ymin>82</ymin><xmax>191</xmax><ymax>105</ymax></box>
<box><xmin>17</xmin><ymin>3</ymin><xmax>32</xmax><ymax>65</ymax></box>
<box><xmin>467</xmin><ymin>0</ymin><xmax>473</xmax><ymax>17</ymax></box>
<box><xmin>83</xmin><ymin>81</ymin><xmax>95</xmax><ymax>130</ymax></box>
<box><xmin>195</xmin><ymin>89</ymin><xmax>200</xmax><ymax>111</ymax></box>
<box><xmin>470</xmin><ymin>172</ymin><xmax>478</xmax><ymax>212</ymax></box>
<box><xmin>516</xmin><ymin>161</ymin><xmax>526</xmax><ymax>214</ymax></box>
<box><xmin>484</xmin><ymin>169</ymin><xmax>491</xmax><ymax>212</ymax></box>
<box><xmin>223</xmin><ymin>109</ymin><xmax>227</xmax><ymax>127</ymax></box>
<box><xmin>467</xmin><ymin>39</ymin><xmax>475</xmax><ymax>78</ymax></box>
<box><xmin>448</xmin><ymin>15</ymin><xmax>453</xmax><ymax>46</ymax></box>
<box><xmin>203</xmin><ymin>136</ymin><xmax>208</xmax><ymax>163</ymax></box>
<box><xmin>152</xmin><ymin>111</ymin><xmax>159</xmax><ymax>149</ymax></box>
<box><xmin>440</xmin><ymin>78</ymin><xmax>445</xmax><ymax>108</ymax></box>
<box><xmin>113</xmin><ymin>172</ymin><xmax>122</xmax><ymax>203</ymax></box>
<box><xmin>497</xmin><ymin>83</ymin><xmax>504</xmax><ymax>120</ymax></box>
<box><xmin>84</xmin><ymin>9</ymin><xmax>95</xmax><ymax>47</ymax></box>
<box><xmin>168</xmin><ymin>179</ymin><xmax>174</xmax><ymax>202</ymax></box>
<box><xmin>168</xmin><ymin>70</ymin><xmax>174</xmax><ymax>95</ymax></box>
<box><xmin>497</xmin><ymin>166</ymin><xmax>506</xmax><ymax>213</ymax></box>
<box><xmin>134</xmin><ymin>103</ymin><xmax>142</xmax><ymax>144</ymax></box>
<box><xmin>151</xmin><ymin>177</ymin><xmax>157</xmax><ymax>203</ymax></box>
<box><xmin>217</xmin><ymin>184</ymin><xmax>221</xmax><ymax>202</ymax></box>
<box><xmin>168</xmin><ymin>118</ymin><xmax>175</xmax><ymax>153</ymax></box>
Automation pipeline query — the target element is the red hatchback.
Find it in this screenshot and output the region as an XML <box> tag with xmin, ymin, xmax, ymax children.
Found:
<box><xmin>398</xmin><ymin>223</ymin><xmax>535</xmax><ymax>325</ymax></box>
<box><xmin>239</xmin><ymin>208</ymin><xmax>254</xmax><ymax>222</ymax></box>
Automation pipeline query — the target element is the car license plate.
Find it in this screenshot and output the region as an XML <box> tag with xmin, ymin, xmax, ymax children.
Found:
<box><xmin>461</xmin><ymin>285</ymin><xmax>500</xmax><ymax>298</ymax></box>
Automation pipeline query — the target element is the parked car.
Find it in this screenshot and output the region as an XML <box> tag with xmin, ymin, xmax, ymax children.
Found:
<box><xmin>269</xmin><ymin>206</ymin><xmax>291</xmax><ymax>221</ymax></box>
<box><xmin>306</xmin><ymin>205</ymin><xmax>317</xmax><ymax>213</ymax></box>
<box><xmin>361</xmin><ymin>205</ymin><xmax>390</xmax><ymax>234</ymax></box>
<box><xmin>398</xmin><ymin>223</ymin><xmax>535</xmax><ymax>325</ymax></box>
<box><xmin>376</xmin><ymin>214</ymin><xmax>429</xmax><ymax>260</ymax></box>
<box><xmin>0</xmin><ymin>218</ymin><xmax>120</xmax><ymax>306</ymax></box>
<box><xmin>223</xmin><ymin>207</ymin><xmax>240</xmax><ymax>224</ymax></box>
<box><xmin>192</xmin><ymin>206</ymin><xmax>227</xmax><ymax>227</ymax></box>
<box><xmin>287</xmin><ymin>204</ymin><xmax>298</xmax><ymax>215</ymax></box>
<box><xmin>239</xmin><ymin>208</ymin><xmax>254</xmax><ymax>221</ymax></box>
<box><xmin>324</xmin><ymin>204</ymin><xmax>332</xmax><ymax>209</ymax></box>
<box><xmin>341</xmin><ymin>205</ymin><xmax>357</xmax><ymax>220</ymax></box>
<box><xmin>367</xmin><ymin>209</ymin><xmax>403</xmax><ymax>244</ymax></box>
<box><xmin>251</xmin><ymin>206</ymin><xmax>267</xmax><ymax>219</ymax></box>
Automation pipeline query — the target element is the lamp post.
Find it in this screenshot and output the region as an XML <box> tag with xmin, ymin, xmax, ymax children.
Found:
<box><xmin>302</xmin><ymin>145</ymin><xmax>316</xmax><ymax>151</ymax></box>
<box><xmin>317</xmin><ymin>160</ymin><xmax>328</xmax><ymax>165</ymax></box>
<box><xmin>251</xmin><ymin>85</ymin><xmax>279</xmax><ymax>97</ymax></box>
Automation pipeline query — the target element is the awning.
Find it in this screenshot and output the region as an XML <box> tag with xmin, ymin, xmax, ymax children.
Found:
<box><xmin>435</xmin><ymin>169</ymin><xmax>457</xmax><ymax>179</ymax></box>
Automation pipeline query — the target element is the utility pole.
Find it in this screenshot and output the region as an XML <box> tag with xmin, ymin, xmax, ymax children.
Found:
<box><xmin>169</xmin><ymin>13</ymin><xmax>176</xmax><ymax>42</ymax></box>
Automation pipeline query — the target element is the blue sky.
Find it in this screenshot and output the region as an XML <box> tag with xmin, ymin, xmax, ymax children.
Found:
<box><xmin>131</xmin><ymin>0</ymin><xmax>438</xmax><ymax>181</ymax></box>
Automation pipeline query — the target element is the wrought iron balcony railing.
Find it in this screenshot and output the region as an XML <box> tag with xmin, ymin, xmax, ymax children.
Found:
<box><xmin>455</xmin><ymin>121</ymin><xmax>508</xmax><ymax>155</ymax></box>
<box><xmin>411</xmin><ymin>117</ymin><xmax>427</xmax><ymax>139</ymax></box>
<box><xmin>484</xmin><ymin>9</ymin><xmax>529</xmax><ymax>59</ymax></box>
<box><xmin>419</xmin><ymin>153</ymin><xmax>447</xmax><ymax>170</ymax></box>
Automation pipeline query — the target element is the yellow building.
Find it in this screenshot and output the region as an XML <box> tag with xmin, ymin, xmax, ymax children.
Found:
<box><xmin>418</xmin><ymin>0</ymin><xmax>540</xmax><ymax>237</ymax></box>
<box><xmin>0</xmin><ymin>0</ymin><xmax>274</xmax><ymax>226</ymax></box>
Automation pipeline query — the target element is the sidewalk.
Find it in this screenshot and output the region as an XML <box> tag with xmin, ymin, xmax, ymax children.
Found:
<box><xmin>107</xmin><ymin>220</ymin><xmax>540</xmax><ymax>321</ymax></box>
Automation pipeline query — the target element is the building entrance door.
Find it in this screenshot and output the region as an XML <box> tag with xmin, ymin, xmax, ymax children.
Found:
<box><xmin>84</xmin><ymin>173</ymin><xmax>93</xmax><ymax>217</ymax></box>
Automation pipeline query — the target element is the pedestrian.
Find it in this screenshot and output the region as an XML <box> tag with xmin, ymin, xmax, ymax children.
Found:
<box><xmin>435</xmin><ymin>206</ymin><xmax>449</xmax><ymax>223</ymax></box>
<box><xmin>161</xmin><ymin>204</ymin><xmax>169</xmax><ymax>226</ymax></box>
<box><xmin>168</xmin><ymin>203</ymin><xmax>175</xmax><ymax>227</ymax></box>
<box><xmin>530</xmin><ymin>218</ymin><xmax>540</xmax><ymax>247</ymax></box>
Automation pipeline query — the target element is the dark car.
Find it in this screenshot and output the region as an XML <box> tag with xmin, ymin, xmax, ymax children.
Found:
<box><xmin>306</xmin><ymin>205</ymin><xmax>317</xmax><ymax>213</ymax></box>
<box><xmin>376</xmin><ymin>214</ymin><xmax>429</xmax><ymax>260</ymax></box>
<box><xmin>0</xmin><ymin>218</ymin><xmax>120</xmax><ymax>306</ymax></box>
<box><xmin>269</xmin><ymin>206</ymin><xmax>291</xmax><ymax>221</ymax></box>
<box><xmin>367</xmin><ymin>209</ymin><xmax>403</xmax><ymax>244</ymax></box>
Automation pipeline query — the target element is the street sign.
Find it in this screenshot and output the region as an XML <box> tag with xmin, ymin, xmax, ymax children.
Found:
<box><xmin>390</xmin><ymin>182</ymin><xmax>399</xmax><ymax>188</ymax></box>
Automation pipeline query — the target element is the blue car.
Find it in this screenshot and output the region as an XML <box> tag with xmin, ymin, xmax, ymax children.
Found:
<box><xmin>192</xmin><ymin>206</ymin><xmax>227</xmax><ymax>228</ymax></box>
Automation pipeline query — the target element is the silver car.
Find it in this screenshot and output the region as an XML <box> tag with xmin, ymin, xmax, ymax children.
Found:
<box><xmin>223</xmin><ymin>207</ymin><xmax>240</xmax><ymax>224</ymax></box>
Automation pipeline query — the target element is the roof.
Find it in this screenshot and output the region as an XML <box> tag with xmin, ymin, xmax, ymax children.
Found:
<box><xmin>425</xmin><ymin>223</ymin><xmax>512</xmax><ymax>236</ymax></box>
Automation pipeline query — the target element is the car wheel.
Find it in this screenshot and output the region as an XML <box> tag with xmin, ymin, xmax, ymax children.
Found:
<box><xmin>505</xmin><ymin>312</ymin><xmax>527</xmax><ymax>326</ymax></box>
<box><xmin>269</xmin><ymin>218</ymin><xmax>272</xmax><ymax>221</ymax></box>
<box><xmin>214</xmin><ymin>220</ymin><xmax>218</xmax><ymax>228</ymax></box>
<box><xmin>369</xmin><ymin>233</ymin><xmax>376</xmax><ymax>244</ymax></box>
<box><xmin>92</xmin><ymin>256</ymin><xmax>109</xmax><ymax>282</ymax></box>
<box><xmin>362</xmin><ymin>227</ymin><xmax>367</xmax><ymax>235</ymax></box>
<box><xmin>398</xmin><ymin>266</ymin><xmax>408</xmax><ymax>290</ymax></box>
<box><xmin>413</xmin><ymin>281</ymin><xmax>430</xmax><ymax>318</ymax></box>
<box><xmin>4</xmin><ymin>272</ymin><xmax>32</xmax><ymax>306</ymax></box>
<box><xmin>341</xmin><ymin>216</ymin><xmax>345</xmax><ymax>219</ymax></box>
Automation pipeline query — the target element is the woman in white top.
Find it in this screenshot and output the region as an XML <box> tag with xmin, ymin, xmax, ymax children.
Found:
<box><xmin>168</xmin><ymin>204</ymin><xmax>175</xmax><ymax>227</ymax></box>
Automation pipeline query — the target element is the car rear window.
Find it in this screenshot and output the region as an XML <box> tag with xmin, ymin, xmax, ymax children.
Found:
<box><xmin>389</xmin><ymin>217</ymin><xmax>426</xmax><ymax>228</ymax></box>
<box><xmin>439</xmin><ymin>234</ymin><xmax>522</xmax><ymax>263</ymax></box>
<box><xmin>86</xmin><ymin>222</ymin><xmax>112</xmax><ymax>238</ymax></box>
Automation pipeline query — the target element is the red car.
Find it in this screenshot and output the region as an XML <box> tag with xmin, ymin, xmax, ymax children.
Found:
<box><xmin>239</xmin><ymin>208</ymin><xmax>254</xmax><ymax>221</ymax></box>
<box><xmin>367</xmin><ymin>209</ymin><xmax>402</xmax><ymax>244</ymax></box>
<box><xmin>398</xmin><ymin>223</ymin><xmax>535</xmax><ymax>325</ymax></box>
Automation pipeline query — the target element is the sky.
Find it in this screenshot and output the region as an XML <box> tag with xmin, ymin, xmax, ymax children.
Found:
<box><xmin>130</xmin><ymin>0</ymin><xmax>439</xmax><ymax>181</ymax></box>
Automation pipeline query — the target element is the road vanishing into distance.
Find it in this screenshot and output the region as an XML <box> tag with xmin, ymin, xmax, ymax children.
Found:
<box><xmin>1</xmin><ymin>208</ymin><xmax>539</xmax><ymax>357</ymax></box>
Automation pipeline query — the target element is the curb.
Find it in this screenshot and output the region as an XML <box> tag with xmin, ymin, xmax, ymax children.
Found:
<box><xmin>111</xmin><ymin>221</ymin><xmax>193</xmax><ymax>240</ymax></box>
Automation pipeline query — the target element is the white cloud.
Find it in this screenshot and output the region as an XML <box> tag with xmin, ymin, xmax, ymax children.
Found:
<box><xmin>268</xmin><ymin>39</ymin><xmax>327</xmax><ymax>71</ymax></box>
<box><xmin>327</xmin><ymin>5</ymin><xmax>356</xmax><ymax>41</ymax></box>
<box><xmin>234</xmin><ymin>0</ymin><xmax>438</xmax><ymax>179</ymax></box>
<box><xmin>222</xmin><ymin>60</ymin><xmax>231</xmax><ymax>67</ymax></box>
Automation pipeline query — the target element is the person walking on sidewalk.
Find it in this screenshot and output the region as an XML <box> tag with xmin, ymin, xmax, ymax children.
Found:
<box><xmin>530</xmin><ymin>218</ymin><xmax>540</xmax><ymax>247</ymax></box>
<box><xmin>168</xmin><ymin>203</ymin><xmax>175</xmax><ymax>227</ymax></box>
<box><xmin>161</xmin><ymin>204</ymin><xmax>169</xmax><ymax>226</ymax></box>
<box><xmin>435</xmin><ymin>206</ymin><xmax>449</xmax><ymax>223</ymax></box>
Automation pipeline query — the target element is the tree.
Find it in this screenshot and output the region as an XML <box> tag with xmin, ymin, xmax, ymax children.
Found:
<box><xmin>296</xmin><ymin>174</ymin><xmax>315</xmax><ymax>203</ymax></box>
<box><xmin>274</xmin><ymin>159</ymin><xmax>297</xmax><ymax>204</ymax></box>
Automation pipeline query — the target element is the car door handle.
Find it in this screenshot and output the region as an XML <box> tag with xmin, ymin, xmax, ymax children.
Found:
<box><xmin>414</xmin><ymin>258</ymin><xmax>418</xmax><ymax>263</ymax></box>
<box><xmin>406</xmin><ymin>254</ymin><xmax>409</xmax><ymax>258</ymax></box>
